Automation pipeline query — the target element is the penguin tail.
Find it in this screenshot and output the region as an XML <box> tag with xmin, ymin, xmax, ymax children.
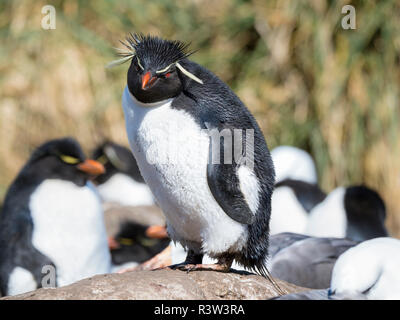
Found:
<box><xmin>254</xmin><ymin>263</ymin><xmax>287</xmax><ymax>296</ymax></box>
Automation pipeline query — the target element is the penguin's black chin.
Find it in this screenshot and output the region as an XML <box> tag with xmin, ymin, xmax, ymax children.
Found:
<box><xmin>75</xmin><ymin>175</ymin><xmax>87</xmax><ymax>187</ymax></box>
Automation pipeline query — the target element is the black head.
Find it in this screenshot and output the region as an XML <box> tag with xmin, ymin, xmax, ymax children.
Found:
<box><xmin>344</xmin><ymin>185</ymin><xmax>389</xmax><ymax>241</ymax></box>
<box><xmin>122</xmin><ymin>34</ymin><xmax>199</xmax><ymax>103</ymax></box>
<box><xmin>21</xmin><ymin>137</ymin><xmax>105</xmax><ymax>187</ymax></box>
<box><xmin>110</xmin><ymin>221</ymin><xmax>170</xmax><ymax>265</ymax></box>
<box><xmin>91</xmin><ymin>141</ymin><xmax>144</xmax><ymax>184</ymax></box>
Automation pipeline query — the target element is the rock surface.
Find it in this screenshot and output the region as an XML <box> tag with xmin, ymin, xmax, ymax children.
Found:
<box><xmin>2</xmin><ymin>269</ymin><xmax>306</xmax><ymax>300</ymax></box>
<box><xmin>2</xmin><ymin>205</ymin><xmax>308</xmax><ymax>300</ymax></box>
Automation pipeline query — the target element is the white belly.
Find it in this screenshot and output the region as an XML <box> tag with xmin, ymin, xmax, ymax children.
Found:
<box><xmin>305</xmin><ymin>187</ymin><xmax>347</xmax><ymax>238</ymax></box>
<box><xmin>7</xmin><ymin>267</ymin><xmax>37</xmax><ymax>296</ymax></box>
<box><xmin>270</xmin><ymin>187</ymin><xmax>309</xmax><ymax>235</ymax></box>
<box><xmin>97</xmin><ymin>173</ymin><xmax>154</xmax><ymax>206</ymax></box>
<box><xmin>29</xmin><ymin>180</ymin><xmax>111</xmax><ymax>287</ymax></box>
<box><xmin>122</xmin><ymin>86</ymin><xmax>247</xmax><ymax>256</ymax></box>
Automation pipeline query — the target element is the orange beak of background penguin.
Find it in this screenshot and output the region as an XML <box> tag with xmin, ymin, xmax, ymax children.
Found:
<box><xmin>141</xmin><ymin>71</ymin><xmax>157</xmax><ymax>90</ymax></box>
<box><xmin>145</xmin><ymin>225</ymin><xmax>169</xmax><ymax>239</ymax></box>
<box><xmin>77</xmin><ymin>159</ymin><xmax>105</xmax><ymax>176</ymax></box>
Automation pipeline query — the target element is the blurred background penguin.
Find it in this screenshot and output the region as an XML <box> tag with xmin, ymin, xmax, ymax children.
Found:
<box><xmin>1</xmin><ymin>1</ymin><xmax>399</xmax><ymax>237</ymax></box>
<box><xmin>1</xmin><ymin>0</ymin><xmax>400</xmax><ymax>299</ymax></box>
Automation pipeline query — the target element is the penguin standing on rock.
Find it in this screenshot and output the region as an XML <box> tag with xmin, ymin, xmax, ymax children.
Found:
<box><xmin>116</xmin><ymin>34</ymin><xmax>276</xmax><ymax>281</ymax></box>
<box><xmin>0</xmin><ymin>138</ymin><xmax>111</xmax><ymax>296</ymax></box>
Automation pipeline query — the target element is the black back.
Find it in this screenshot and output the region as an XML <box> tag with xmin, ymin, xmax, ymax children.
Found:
<box><xmin>0</xmin><ymin>137</ymin><xmax>90</xmax><ymax>295</ymax></box>
<box><xmin>171</xmin><ymin>59</ymin><xmax>275</xmax><ymax>272</ymax></box>
<box><xmin>92</xmin><ymin>141</ymin><xmax>144</xmax><ymax>185</ymax></box>
<box><xmin>110</xmin><ymin>221</ymin><xmax>170</xmax><ymax>265</ymax></box>
<box><xmin>275</xmin><ymin>179</ymin><xmax>327</xmax><ymax>213</ymax></box>
<box><xmin>344</xmin><ymin>186</ymin><xmax>388</xmax><ymax>241</ymax></box>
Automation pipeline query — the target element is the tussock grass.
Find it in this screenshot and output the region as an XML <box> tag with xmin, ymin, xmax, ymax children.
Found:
<box><xmin>0</xmin><ymin>0</ymin><xmax>399</xmax><ymax>235</ymax></box>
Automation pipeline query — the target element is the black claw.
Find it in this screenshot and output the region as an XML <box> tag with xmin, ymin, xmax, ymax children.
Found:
<box><xmin>185</xmin><ymin>266</ymin><xmax>195</xmax><ymax>273</ymax></box>
<box><xmin>167</xmin><ymin>263</ymin><xmax>189</xmax><ymax>270</ymax></box>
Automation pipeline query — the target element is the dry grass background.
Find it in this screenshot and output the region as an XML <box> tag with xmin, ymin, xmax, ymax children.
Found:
<box><xmin>0</xmin><ymin>0</ymin><xmax>400</xmax><ymax>236</ymax></box>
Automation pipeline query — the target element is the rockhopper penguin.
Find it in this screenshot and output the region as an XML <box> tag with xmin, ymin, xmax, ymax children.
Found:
<box><xmin>92</xmin><ymin>141</ymin><xmax>154</xmax><ymax>206</ymax></box>
<box><xmin>108</xmin><ymin>221</ymin><xmax>170</xmax><ymax>266</ymax></box>
<box><xmin>0</xmin><ymin>138</ymin><xmax>111</xmax><ymax>296</ymax></box>
<box><xmin>117</xmin><ymin>34</ymin><xmax>276</xmax><ymax>282</ymax></box>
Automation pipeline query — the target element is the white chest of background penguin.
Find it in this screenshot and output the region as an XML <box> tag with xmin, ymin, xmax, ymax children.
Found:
<box><xmin>118</xmin><ymin>34</ymin><xmax>275</xmax><ymax>275</ymax></box>
<box><xmin>0</xmin><ymin>138</ymin><xmax>111</xmax><ymax>296</ymax></box>
<box><xmin>92</xmin><ymin>141</ymin><xmax>154</xmax><ymax>206</ymax></box>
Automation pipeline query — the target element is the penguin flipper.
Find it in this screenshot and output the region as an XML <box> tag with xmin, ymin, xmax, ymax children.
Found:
<box><xmin>19</xmin><ymin>245</ymin><xmax>57</xmax><ymax>288</ymax></box>
<box><xmin>207</xmin><ymin>162</ymin><xmax>255</xmax><ymax>225</ymax></box>
<box><xmin>2</xmin><ymin>212</ymin><xmax>57</xmax><ymax>289</ymax></box>
<box><xmin>205</xmin><ymin>123</ymin><xmax>255</xmax><ymax>225</ymax></box>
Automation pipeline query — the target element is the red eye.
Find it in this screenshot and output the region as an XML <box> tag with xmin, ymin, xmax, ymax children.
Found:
<box><xmin>165</xmin><ymin>73</ymin><xmax>171</xmax><ymax>78</ymax></box>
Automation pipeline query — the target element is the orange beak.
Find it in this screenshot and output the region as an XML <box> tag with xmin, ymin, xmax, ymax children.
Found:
<box><xmin>108</xmin><ymin>236</ymin><xmax>120</xmax><ymax>250</ymax></box>
<box><xmin>145</xmin><ymin>225</ymin><xmax>169</xmax><ymax>239</ymax></box>
<box><xmin>77</xmin><ymin>159</ymin><xmax>105</xmax><ymax>176</ymax></box>
<box><xmin>141</xmin><ymin>71</ymin><xmax>157</xmax><ymax>90</ymax></box>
